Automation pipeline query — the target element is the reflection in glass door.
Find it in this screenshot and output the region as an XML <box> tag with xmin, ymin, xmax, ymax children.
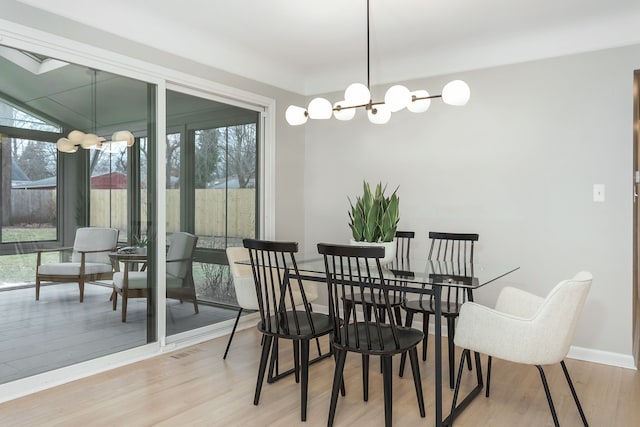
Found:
<box><xmin>0</xmin><ymin>44</ymin><xmax>156</xmax><ymax>385</ymax></box>
<box><xmin>166</xmin><ymin>89</ymin><xmax>259</xmax><ymax>336</ymax></box>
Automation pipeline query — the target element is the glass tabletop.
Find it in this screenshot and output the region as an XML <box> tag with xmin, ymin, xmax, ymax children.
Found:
<box><xmin>291</xmin><ymin>256</ymin><xmax>519</xmax><ymax>289</ymax></box>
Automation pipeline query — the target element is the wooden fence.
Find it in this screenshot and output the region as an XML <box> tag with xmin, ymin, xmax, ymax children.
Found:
<box><xmin>10</xmin><ymin>189</ymin><xmax>255</xmax><ymax>238</ymax></box>
<box><xmin>9</xmin><ymin>189</ymin><xmax>57</xmax><ymax>224</ymax></box>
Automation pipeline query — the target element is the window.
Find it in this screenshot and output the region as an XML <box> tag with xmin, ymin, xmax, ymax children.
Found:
<box><xmin>89</xmin><ymin>146</ymin><xmax>129</xmax><ymax>241</ymax></box>
<box><xmin>1</xmin><ymin>136</ymin><xmax>58</xmax><ymax>244</ymax></box>
<box><xmin>194</xmin><ymin>123</ymin><xmax>257</xmax><ymax>250</ymax></box>
<box><xmin>0</xmin><ymin>99</ymin><xmax>61</xmax><ymax>132</ymax></box>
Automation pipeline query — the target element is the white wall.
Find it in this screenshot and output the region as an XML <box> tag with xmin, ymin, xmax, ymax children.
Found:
<box><xmin>304</xmin><ymin>44</ymin><xmax>640</xmax><ymax>366</ymax></box>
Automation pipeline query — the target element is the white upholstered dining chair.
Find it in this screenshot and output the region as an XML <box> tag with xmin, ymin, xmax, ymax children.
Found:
<box><xmin>35</xmin><ymin>227</ymin><xmax>119</xmax><ymax>302</ymax></box>
<box><xmin>450</xmin><ymin>271</ymin><xmax>592</xmax><ymax>427</ymax></box>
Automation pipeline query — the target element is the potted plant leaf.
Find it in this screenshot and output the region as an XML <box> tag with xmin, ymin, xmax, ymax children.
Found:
<box><xmin>348</xmin><ymin>181</ymin><xmax>400</xmax><ymax>265</ymax></box>
<box><xmin>132</xmin><ymin>235</ymin><xmax>148</xmax><ymax>255</ymax></box>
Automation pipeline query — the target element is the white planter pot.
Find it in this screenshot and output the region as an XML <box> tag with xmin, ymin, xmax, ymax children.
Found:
<box><xmin>349</xmin><ymin>239</ymin><xmax>397</xmax><ymax>266</ymax></box>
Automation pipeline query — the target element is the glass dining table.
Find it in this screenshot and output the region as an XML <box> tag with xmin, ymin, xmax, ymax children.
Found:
<box><xmin>287</xmin><ymin>255</ymin><xmax>520</xmax><ymax>427</ymax></box>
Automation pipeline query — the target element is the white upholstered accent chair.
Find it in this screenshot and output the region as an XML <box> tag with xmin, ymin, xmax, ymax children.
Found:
<box><xmin>112</xmin><ymin>232</ymin><xmax>198</xmax><ymax>322</ymax></box>
<box><xmin>450</xmin><ymin>271</ymin><xmax>592</xmax><ymax>427</ymax></box>
<box><xmin>35</xmin><ymin>227</ymin><xmax>119</xmax><ymax>302</ymax></box>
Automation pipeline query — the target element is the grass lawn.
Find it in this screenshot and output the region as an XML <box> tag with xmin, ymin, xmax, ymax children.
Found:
<box><xmin>1</xmin><ymin>227</ymin><xmax>58</xmax><ymax>285</ymax></box>
<box><xmin>1</xmin><ymin>226</ymin><xmax>56</xmax><ymax>243</ymax></box>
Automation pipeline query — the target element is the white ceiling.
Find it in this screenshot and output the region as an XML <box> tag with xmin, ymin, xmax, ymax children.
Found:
<box><xmin>16</xmin><ymin>0</ymin><xmax>640</xmax><ymax>95</ymax></box>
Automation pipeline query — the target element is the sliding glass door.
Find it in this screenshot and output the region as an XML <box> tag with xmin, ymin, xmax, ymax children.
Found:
<box><xmin>165</xmin><ymin>89</ymin><xmax>259</xmax><ymax>336</ymax></box>
<box><xmin>0</xmin><ymin>45</ymin><xmax>156</xmax><ymax>384</ymax></box>
<box><xmin>0</xmin><ymin>38</ymin><xmax>271</xmax><ymax>388</ymax></box>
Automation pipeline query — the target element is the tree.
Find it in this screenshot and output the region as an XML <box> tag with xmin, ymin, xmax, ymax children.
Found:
<box><xmin>194</xmin><ymin>128</ymin><xmax>220</xmax><ymax>188</ymax></box>
<box><xmin>14</xmin><ymin>140</ymin><xmax>56</xmax><ymax>181</ymax></box>
<box><xmin>166</xmin><ymin>133</ymin><xmax>180</xmax><ymax>188</ymax></box>
<box><xmin>219</xmin><ymin>124</ymin><xmax>256</xmax><ymax>188</ymax></box>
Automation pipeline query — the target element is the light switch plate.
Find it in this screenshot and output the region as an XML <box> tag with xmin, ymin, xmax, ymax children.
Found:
<box><xmin>593</xmin><ymin>184</ymin><xmax>605</xmax><ymax>202</ymax></box>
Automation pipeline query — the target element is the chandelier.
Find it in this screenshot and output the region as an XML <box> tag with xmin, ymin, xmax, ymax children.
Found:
<box><xmin>285</xmin><ymin>0</ymin><xmax>470</xmax><ymax>126</ymax></box>
<box><xmin>56</xmin><ymin>129</ymin><xmax>135</xmax><ymax>153</ymax></box>
<box><xmin>57</xmin><ymin>69</ymin><xmax>135</xmax><ymax>153</ymax></box>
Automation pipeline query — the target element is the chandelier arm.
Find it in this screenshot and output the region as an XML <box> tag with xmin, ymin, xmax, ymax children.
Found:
<box><xmin>412</xmin><ymin>94</ymin><xmax>443</xmax><ymax>101</ymax></box>
<box><xmin>333</xmin><ymin>93</ymin><xmax>443</xmax><ymax>112</ymax></box>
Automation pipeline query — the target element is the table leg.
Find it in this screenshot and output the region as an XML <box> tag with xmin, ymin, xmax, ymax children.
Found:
<box><xmin>434</xmin><ymin>285</ymin><xmax>443</xmax><ymax>427</ymax></box>
<box><xmin>443</xmin><ymin>351</ymin><xmax>484</xmax><ymax>426</ymax></box>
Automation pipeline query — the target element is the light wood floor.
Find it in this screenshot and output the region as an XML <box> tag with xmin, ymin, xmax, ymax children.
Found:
<box><xmin>0</xmin><ymin>327</ymin><xmax>638</xmax><ymax>427</ymax></box>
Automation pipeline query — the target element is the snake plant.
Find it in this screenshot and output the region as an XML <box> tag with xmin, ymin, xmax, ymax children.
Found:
<box><xmin>348</xmin><ymin>181</ymin><xmax>400</xmax><ymax>243</ymax></box>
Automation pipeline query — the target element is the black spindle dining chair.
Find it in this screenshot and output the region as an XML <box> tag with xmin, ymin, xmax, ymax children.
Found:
<box><xmin>318</xmin><ymin>243</ymin><xmax>425</xmax><ymax>427</ymax></box>
<box><xmin>400</xmin><ymin>231</ymin><xmax>479</xmax><ymax>389</ymax></box>
<box><xmin>244</xmin><ymin>238</ymin><xmax>332</xmax><ymax>422</ymax></box>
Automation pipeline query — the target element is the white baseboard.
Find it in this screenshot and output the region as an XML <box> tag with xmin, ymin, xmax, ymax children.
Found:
<box><xmin>567</xmin><ymin>345</ymin><xmax>636</xmax><ymax>370</ymax></box>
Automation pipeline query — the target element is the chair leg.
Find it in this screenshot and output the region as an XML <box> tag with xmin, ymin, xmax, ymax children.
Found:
<box><xmin>328</xmin><ymin>348</ymin><xmax>347</xmax><ymax>427</ymax></box>
<box><xmin>536</xmin><ymin>365</ymin><xmax>560</xmax><ymax>427</ymax></box>
<box><xmin>112</xmin><ymin>289</ymin><xmax>118</xmax><ymax>311</ymax></box>
<box><xmin>35</xmin><ymin>278</ymin><xmax>40</xmax><ymax>301</ymax></box>
<box><xmin>561</xmin><ymin>360</ymin><xmax>589</xmax><ymax>426</ymax></box>
<box><xmin>486</xmin><ymin>356</ymin><xmax>493</xmax><ymax>397</ymax></box>
<box><xmin>362</xmin><ymin>354</ymin><xmax>369</xmax><ymax>401</ymax></box>
<box><xmin>293</xmin><ymin>340</ymin><xmax>300</xmax><ymax>383</ymax></box>
<box><xmin>331</xmin><ymin>345</ymin><xmax>346</xmax><ymax>397</ymax></box>
<box><xmin>449</xmin><ymin>349</ymin><xmax>470</xmax><ymax>427</ymax></box>
<box><xmin>423</xmin><ymin>313</ymin><xmax>430</xmax><ymax>361</ymax></box>
<box><xmin>189</xmin><ymin>278</ymin><xmax>199</xmax><ymax>314</ymax></box>
<box><xmin>79</xmin><ymin>278</ymin><xmax>85</xmax><ymax>302</ymax></box>
<box><xmin>267</xmin><ymin>337</ymin><xmax>279</xmax><ymax>383</ymax></box>
<box><xmin>223</xmin><ymin>308</ymin><xmax>243</xmax><ymax>360</ymax></box>
<box><xmin>307</xmin><ymin>303</ymin><xmax>323</xmax><ymax>356</ymax></box>
<box><xmin>121</xmin><ymin>293</ymin><xmax>128</xmax><ymax>322</ymax></box>
<box><xmin>408</xmin><ymin>347</ymin><xmax>426</xmax><ymax>418</ymax></box>
<box><xmin>254</xmin><ymin>334</ymin><xmax>273</xmax><ymax>405</ymax></box>
<box><xmin>447</xmin><ymin>316</ymin><xmax>456</xmax><ymax>389</ymax></box>
<box><xmin>191</xmin><ymin>294</ymin><xmax>199</xmax><ymax>314</ymax></box>
<box><xmin>382</xmin><ymin>355</ymin><xmax>393</xmax><ymax>427</ymax></box>
<box><xmin>300</xmin><ymin>339</ymin><xmax>310</xmax><ymax>421</ymax></box>
<box><xmin>465</xmin><ymin>346</ymin><xmax>473</xmax><ymax>370</ymax></box>
<box><xmin>378</xmin><ymin>305</ymin><xmax>385</xmax><ymax>374</ymax></box>
<box><xmin>398</xmin><ymin>311</ymin><xmax>414</xmax><ymax>377</ymax></box>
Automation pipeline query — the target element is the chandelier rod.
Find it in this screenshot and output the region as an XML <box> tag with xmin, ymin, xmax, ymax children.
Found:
<box><xmin>91</xmin><ymin>69</ymin><xmax>98</xmax><ymax>135</ymax></box>
<box><xmin>366</xmin><ymin>0</ymin><xmax>371</xmax><ymax>93</ymax></box>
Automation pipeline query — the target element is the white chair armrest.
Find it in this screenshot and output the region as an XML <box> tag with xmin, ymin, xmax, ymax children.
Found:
<box><xmin>454</xmin><ymin>301</ymin><xmax>559</xmax><ymax>365</ymax></box>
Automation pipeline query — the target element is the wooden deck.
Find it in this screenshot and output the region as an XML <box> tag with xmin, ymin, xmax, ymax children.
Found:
<box><xmin>0</xmin><ymin>282</ymin><xmax>237</xmax><ymax>384</ymax></box>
